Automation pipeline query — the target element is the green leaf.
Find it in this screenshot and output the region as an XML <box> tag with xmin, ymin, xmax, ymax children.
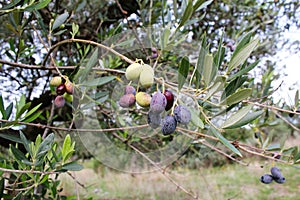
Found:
<box><xmin>224</xmin><ymin>110</ymin><xmax>264</xmax><ymax>129</ymax></box>
<box><xmin>213</xmin><ymin>31</ymin><xmax>225</xmax><ymax>69</ymax></box>
<box><xmin>36</xmin><ymin>133</ymin><xmax>54</xmax><ymax>160</ymax></box>
<box><xmin>23</xmin><ymin>103</ymin><xmax>42</xmax><ymax>119</ymax></box>
<box><xmin>194</xmin><ymin>0</ymin><xmax>213</xmax><ymax>11</ymax></box>
<box><xmin>5</xmin><ymin>103</ymin><xmax>13</xmax><ymax>120</ymax></box>
<box><xmin>177</xmin><ymin>0</ymin><xmax>193</xmax><ymax>29</ymax></box>
<box><xmin>0</xmin><ymin>178</ymin><xmax>4</xmax><ymax>198</ymax></box>
<box><xmin>190</xmin><ymin>109</ymin><xmax>204</xmax><ymax>129</ymax></box>
<box><xmin>227</xmin><ymin>60</ymin><xmax>259</xmax><ymax>81</ymax></box>
<box><xmin>22</xmin><ymin>111</ymin><xmax>42</xmax><ymax>123</ymax></box>
<box><xmin>222</xmin><ymin>105</ymin><xmax>253</xmax><ymax>129</ymax></box>
<box><xmin>76</xmin><ymin>48</ymin><xmax>99</xmax><ymax>82</ymax></box>
<box><xmin>204</xmin><ymin>77</ymin><xmax>225</xmax><ymax>100</ymax></box>
<box><xmin>15</xmin><ymin>94</ymin><xmax>28</xmax><ymax>118</ymax></box>
<box><xmin>61</xmin><ymin>161</ymin><xmax>83</xmax><ymax>171</ymax></box>
<box><xmin>33</xmin><ymin>0</ymin><xmax>51</xmax><ymax>10</ymax></box>
<box><xmin>222</xmin><ymin>76</ymin><xmax>248</xmax><ymax>100</ymax></box>
<box><xmin>228</xmin><ymin>38</ymin><xmax>259</xmax><ymax>72</ymax></box>
<box><xmin>222</xmin><ymin>88</ymin><xmax>252</xmax><ymax>106</ymax></box>
<box><xmin>10</xmin><ymin>145</ymin><xmax>30</xmax><ymax>164</ymax></box>
<box><xmin>295</xmin><ymin>90</ymin><xmax>299</xmax><ymax>108</ymax></box>
<box><xmin>232</xmin><ymin>32</ymin><xmax>253</xmax><ymax>59</ymax></box>
<box><xmin>81</xmin><ymin>76</ymin><xmax>115</xmax><ymax>87</ymax></box>
<box><xmin>52</xmin><ymin>12</ymin><xmax>69</xmax><ymax>31</ymax></box>
<box><xmin>1</xmin><ymin>0</ymin><xmax>22</xmax><ymax>10</ymax></box>
<box><xmin>0</xmin><ymin>96</ymin><xmax>6</xmax><ymax>119</ymax></box>
<box><xmin>178</xmin><ymin>56</ymin><xmax>190</xmax><ymax>91</ymax></box>
<box><xmin>19</xmin><ymin>131</ymin><xmax>31</xmax><ymax>157</ymax></box>
<box><xmin>15</xmin><ymin>102</ymin><xmax>31</xmax><ymax>120</ymax></box>
<box><xmin>293</xmin><ymin>150</ymin><xmax>300</xmax><ymax>163</ymax></box>
<box><xmin>0</xmin><ymin>133</ymin><xmax>22</xmax><ymax>143</ymax></box>
<box><xmin>25</xmin><ymin>0</ymin><xmax>51</xmax><ymax>12</ymax></box>
<box><xmin>194</xmin><ymin>34</ymin><xmax>207</xmax><ymax>89</ymax></box>
<box><xmin>210</xmin><ymin>126</ymin><xmax>242</xmax><ymax>157</ymax></box>
<box><xmin>203</xmin><ymin>54</ymin><xmax>215</xmax><ymax>86</ymax></box>
<box><xmin>266</xmin><ymin>143</ymin><xmax>281</xmax><ymax>151</ymax></box>
<box><xmin>160</xmin><ymin>26</ymin><xmax>171</xmax><ymax>50</ymax></box>
<box><xmin>62</xmin><ymin>134</ymin><xmax>75</xmax><ymax>163</ymax></box>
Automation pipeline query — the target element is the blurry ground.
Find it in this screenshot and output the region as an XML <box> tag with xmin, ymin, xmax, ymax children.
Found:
<box><xmin>57</xmin><ymin>133</ymin><xmax>300</xmax><ymax>200</ymax></box>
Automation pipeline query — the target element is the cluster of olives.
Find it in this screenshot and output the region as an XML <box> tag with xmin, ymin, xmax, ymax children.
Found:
<box><xmin>260</xmin><ymin>166</ymin><xmax>286</xmax><ymax>184</ymax></box>
<box><xmin>119</xmin><ymin>61</ymin><xmax>192</xmax><ymax>135</ymax></box>
<box><xmin>50</xmin><ymin>76</ymin><xmax>74</xmax><ymax>108</ymax></box>
<box><xmin>125</xmin><ymin>62</ymin><xmax>154</xmax><ymax>88</ymax></box>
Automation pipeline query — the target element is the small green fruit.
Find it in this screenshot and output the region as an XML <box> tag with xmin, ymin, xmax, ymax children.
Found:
<box><xmin>125</xmin><ymin>63</ymin><xmax>143</xmax><ymax>81</ymax></box>
<box><xmin>136</xmin><ymin>92</ymin><xmax>151</xmax><ymax>107</ymax></box>
<box><xmin>50</xmin><ymin>76</ymin><xmax>62</xmax><ymax>86</ymax></box>
<box><xmin>63</xmin><ymin>93</ymin><xmax>73</xmax><ymax>102</ymax></box>
<box><xmin>139</xmin><ymin>64</ymin><xmax>154</xmax><ymax>88</ymax></box>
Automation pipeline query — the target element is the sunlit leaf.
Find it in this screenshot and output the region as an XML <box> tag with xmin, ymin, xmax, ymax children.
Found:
<box><xmin>178</xmin><ymin>56</ymin><xmax>190</xmax><ymax>91</ymax></box>
<box><xmin>295</xmin><ymin>90</ymin><xmax>299</xmax><ymax>108</ymax></box>
<box><xmin>228</xmin><ymin>38</ymin><xmax>259</xmax><ymax>72</ymax></box>
<box><xmin>19</xmin><ymin>131</ymin><xmax>31</xmax><ymax>157</ymax></box>
<box><xmin>61</xmin><ymin>161</ymin><xmax>83</xmax><ymax>171</ymax></box>
<box><xmin>0</xmin><ymin>133</ymin><xmax>22</xmax><ymax>143</ymax></box>
<box><xmin>76</xmin><ymin>48</ymin><xmax>99</xmax><ymax>82</ymax></box>
<box><xmin>23</xmin><ymin>103</ymin><xmax>42</xmax><ymax>119</ymax></box>
<box><xmin>222</xmin><ymin>88</ymin><xmax>252</xmax><ymax>106</ymax></box>
<box><xmin>52</xmin><ymin>12</ymin><xmax>69</xmax><ymax>31</ymax></box>
<box><xmin>232</xmin><ymin>32</ymin><xmax>252</xmax><ymax>59</ymax></box>
<box><xmin>1</xmin><ymin>0</ymin><xmax>22</xmax><ymax>10</ymax></box>
<box><xmin>210</xmin><ymin>126</ymin><xmax>242</xmax><ymax>157</ymax></box>
<box><xmin>81</xmin><ymin>76</ymin><xmax>115</xmax><ymax>87</ymax></box>
<box><xmin>266</xmin><ymin>143</ymin><xmax>281</xmax><ymax>151</ymax></box>
<box><xmin>194</xmin><ymin>34</ymin><xmax>207</xmax><ymax>88</ymax></box>
<box><xmin>228</xmin><ymin>60</ymin><xmax>259</xmax><ymax>81</ymax></box>
<box><xmin>222</xmin><ymin>105</ymin><xmax>252</xmax><ymax>129</ymax></box>
<box><xmin>194</xmin><ymin>0</ymin><xmax>213</xmax><ymax>11</ymax></box>
<box><xmin>190</xmin><ymin>109</ymin><xmax>204</xmax><ymax>129</ymax></box>
<box><xmin>204</xmin><ymin>80</ymin><xmax>224</xmax><ymax>100</ymax></box>
<box><xmin>177</xmin><ymin>0</ymin><xmax>193</xmax><ymax>29</ymax></box>
<box><xmin>203</xmin><ymin>54</ymin><xmax>214</xmax><ymax>86</ymax></box>
<box><xmin>223</xmin><ymin>110</ymin><xmax>264</xmax><ymax>129</ymax></box>
<box><xmin>36</xmin><ymin>133</ymin><xmax>54</xmax><ymax>160</ymax></box>
<box><xmin>0</xmin><ymin>96</ymin><xmax>6</xmax><ymax>119</ymax></box>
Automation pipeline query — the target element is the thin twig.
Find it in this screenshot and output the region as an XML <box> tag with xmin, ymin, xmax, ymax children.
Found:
<box><xmin>42</xmin><ymin>38</ymin><xmax>135</xmax><ymax>66</ymax></box>
<box><xmin>0</xmin><ymin>119</ymin><xmax>148</xmax><ymax>132</ymax></box>
<box><xmin>0</xmin><ymin>167</ymin><xmax>59</xmax><ymax>175</ymax></box>
<box><xmin>237</xmin><ymin>145</ymin><xmax>291</xmax><ymax>165</ymax></box>
<box><xmin>245</xmin><ymin>100</ymin><xmax>300</xmax><ymax>115</ymax></box>
<box><xmin>42</xmin><ymin>102</ymin><xmax>55</xmax><ymax>139</ymax></box>
<box><xmin>0</xmin><ymin>59</ymin><xmax>125</xmax><ymax>74</ymax></box>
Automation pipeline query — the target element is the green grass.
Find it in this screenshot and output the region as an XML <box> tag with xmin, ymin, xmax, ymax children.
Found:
<box><xmin>58</xmin><ymin>160</ymin><xmax>300</xmax><ymax>200</ymax></box>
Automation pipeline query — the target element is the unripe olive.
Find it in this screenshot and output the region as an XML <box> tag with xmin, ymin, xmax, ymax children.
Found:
<box><xmin>139</xmin><ymin>64</ymin><xmax>154</xmax><ymax>88</ymax></box>
<box><xmin>50</xmin><ymin>76</ymin><xmax>62</xmax><ymax>86</ymax></box>
<box><xmin>63</xmin><ymin>93</ymin><xmax>73</xmax><ymax>102</ymax></box>
<box><xmin>65</xmin><ymin>81</ymin><xmax>74</xmax><ymax>94</ymax></box>
<box><xmin>54</xmin><ymin>95</ymin><xmax>65</xmax><ymax>108</ymax></box>
<box><xmin>125</xmin><ymin>63</ymin><xmax>142</xmax><ymax>81</ymax></box>
<box><xmin>136</xmin><ymin>92</ymin><xmax>151</xmax><ymax>107</ymax></box>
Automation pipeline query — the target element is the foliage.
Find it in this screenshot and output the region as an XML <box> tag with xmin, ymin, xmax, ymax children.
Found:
<box><xmin>0</xmin><ymin>0</ymin><xmax>299</xmax><ymax>199</ymax></box>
